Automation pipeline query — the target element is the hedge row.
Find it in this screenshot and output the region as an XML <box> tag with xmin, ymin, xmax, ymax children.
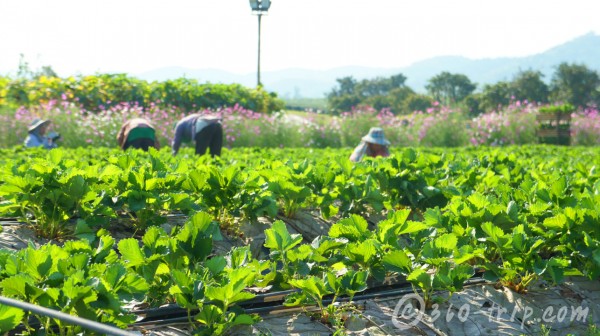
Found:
<box><xmin>0</xmin><ymin>74</ymin><xmax>285</xmax><ymax>113</ymax></box>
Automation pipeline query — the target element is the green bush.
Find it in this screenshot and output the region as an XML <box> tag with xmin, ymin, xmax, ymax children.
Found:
<box><xmin>3</xmin><ymin>74</ymin><xmax>285</xmax><ymax>113</ymax></box>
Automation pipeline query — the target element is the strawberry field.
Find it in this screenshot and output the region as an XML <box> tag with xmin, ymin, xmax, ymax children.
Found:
<box><xmin>0</xmin><ymin>145</ymin><xmax>599</xmax><ymax>335</ymax></box>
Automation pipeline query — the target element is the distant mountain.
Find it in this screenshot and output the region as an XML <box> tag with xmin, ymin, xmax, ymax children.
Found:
<box><xmin>138</xmin><ymin>32</ymin><xmax>600</xmax><ymax>99</ymax></box>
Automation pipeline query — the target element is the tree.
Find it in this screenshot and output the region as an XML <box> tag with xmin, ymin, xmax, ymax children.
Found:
<box><xmin>389</xmin><ymin>74</ymin><xmax>408</xmax><ymax>89</ymax></box>
<box><xmin>461</xmin><ymin>94</ymin><xmax>484</xmax><ymax>117</ymax></box>
<box><xmin>366</xmin><ymin>86</ymin><xmax>415</xmax><ymax>113</ymax></box>
<box><xmin>329</xmin><ymin>76</ymin><xmax>357</xmax><ymax>96</ymax></box>
<box><xmin>37</xmin><ymin>66</ymin><xmax>58</xmax><ymax>78</ymax></box>
<box><xmin>327</xmin><ymin>73</ymin><xmax>409</xmax><ymax>114</ymax></box>
<box><xmin>327</xmin><ymin>76</ymin><xmax>360</xmax><ymax>113</ymax></box>
<box><xmin>511</xmin><ymin>70</ymin><xmax>548</xmax><ymax>104</ymax></box>
<box><xmin>16</xmin><ymin>53</ymin><xmax>58</xmax><ymax>79</ymax></box>
<box><xmin>355</xmin><ymin>74</ymin><xmax>407</xmax><ymax>97</ymax></box>
<box><xmin>550</xmin><ymin>63</ymin><xmax>600</xmax><ymax>107</ymax></box>
<box><xmin>426</xmin><ymin>72</ymin><xmax>476</xmax><ymax>105</ymax></box>
<box><xmin>401</xmin><ymin>93</ymin><xmax>432</xmax><ymax>114</ymax></box>
<box><xmin>480</xmin><ymin>81</ymin><xmax>511</xmax><ymax>112</ymax></box>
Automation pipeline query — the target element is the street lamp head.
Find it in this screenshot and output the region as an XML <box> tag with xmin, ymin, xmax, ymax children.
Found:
<box><xmin>249</xmin><ymin>0</ymin><xmax>271</xmax><ymax>12</ymax></box>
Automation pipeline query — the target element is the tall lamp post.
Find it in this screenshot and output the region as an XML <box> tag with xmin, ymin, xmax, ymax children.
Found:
<box><xmin>249</xmin><ymin>0</ymin><xmax>271</xmax><ymax>87</ymax></box>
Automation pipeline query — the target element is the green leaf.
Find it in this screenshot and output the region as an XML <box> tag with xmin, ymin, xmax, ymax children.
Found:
<box><xmin>188</xmin><ymin>211</ymin><xmax>214</xmax><ymax>233</ymax></box>
<box><xmin>529</xmin><ymin>201</ymin><xmax>551</xmax><ymax>215</ymax></box>
<box><xmin>47</xmin><ymin>148</ymin><xmax>64</xmax><ymax>165</ymax></box>
<box><xmin>0</xmin><ymin>304</ymin><xmax>24</xmax><ymax>333</ymax></box>
<box><xmin>289</xmin><ymin>276</ymin><xmax>331</xmax><ymax>301</ymax></box>
<box><xmin>407</xmin><ymin>268</ymin><xmax>432</xmax><ymax>291</ymax></box>
<box><xmin>196</xmin><ymin>305</ymin><xmax>223</xmax><ymax>325</ymax></box>
<box><xmin>103</xmin><ymin>263</ymin><xmax>127</xmax><ymax>289</ymax></box>
<box><xmin>205</xmin><ymin>257</ymin><xmax>227</xmax><ymax>276</ymax></box>
<box><xmin>551</xmin><ymin>176</ymin><xmax>567</xmax><ymax>197</ymax></box>
<box><xmin>62</xmin><ymin>278</ymin><xmax>96</xmax><ymax>305</ymax></box>
<box><xmin>204</xmin><ymin>286</ymin><xmax>255</xmax><ymax>311</ymax></box>
<box><xmin>283</xmin><ymin>292</ymin><xmax>312</xmax><ymax>306</ymax></box>
<box><xmin>536</xmin><ymin>188</ymin><xmax>551</xmax><ymax>203</ymax></box>
<box><xmin>118</xmin><ymin>238</ymin><xmax>146</xmax><ymax>267</ymax></box>
<box><xmin>345</xmin><ymin>239</ymin><xmax>379</xmax><ymax>264</ymax></box>
<box><xmin>67</xmin><ymin>175</ymin><xmax>87</xmax><ymax>199</ymax></box>
<box><xmin>171</xmin><ymin>269</ymin><xmax>193</xmax><ymax>290</ymax></box>
<box><xmin>93</xmin><ymin>234</ymin><xmax>117</xmax><ymax>263</ymax></box>
<box><xmin>74</xmin><ymin>219</ymin><xmax>95</xmax><ymax>243</ymax></box>
<box><xmin>454</xmin><ymin>245</ymin><xmax>485</xmax><ymax>264</ymax></box>
<box><xmin>423</xmin><ymin>207</ymin><xmax>443</xmax><ymax>227</ymax></box>
<box><xmin>120</xmin><ymin>273</ymin><xmax>150</xmax><ymax>294</ymax></box>
<box><xmin>0</xmin><ymin>274</ymin><xmax>31</xmax><ymax>298</ymax></box>
<box><xmin>23</xmin><ymin>249</ymin><xmax>53</xmax><ymax>281</ymax></box>
<box><xmin>310</xmin><ymin>236</ymin><xmax>346</xmax><ymax>261</ymax></box>
<box><xmin>230</xmin><ymin>313</ymin><xmax>260</xmax><ymax>327</ymax></box>
<box><xmin>264</xmin><ymin>220</ymin><xmax>302</xmax><ymax>252</ymax></box>
<box><xmin>403</xmin><ymin>148</ymin><xmax>417</xmax><ymax>162</ymax></box>
<box><xmin>329</xmin><ymin>214</ymin><xmax>370</xmax><ymax>242</ymax></box>
<box><xmin>382</xmin><ymin>250</ymin><xmax>412</xmax><ymax>274</ymax></box>
<box><xmin>435</xmin><ymin>233</ymin><xmax>458</xmax><ymax>251</ymax></box>
<box><xmin>176</xmin><ymin>214</ymin><xmax>214</xmax><ymax>262</ymax></box>
<box><xmin>70</xmin><ymin>253</ymin><xmax>91</xmax><ymax>270</ymax></box>
<box><xmin>543</xmin><ymin>214</ymin><xmax>567</xmax><ymax>230</ymax></box>
<box><xmin>204</xmin><ymin>268</ymin><xmax>256</xmax><ymax>310</ymax></box>
<box><xmin>546</xmin><ymin>257</ymin><xmax>569</xmax><ymax>284</ymax></box>
<box><xmin>481</xmin><ymin>222</ymin><xmax>510</xmax><ymax>248</ymax></box>
<box><xmin>398</xmin><ymin>220</ymin><xmax>428</xmax><ymax>235</ymax></box>
<box><xmin>506</xmin><ymin>201</ymin><xmax>518</xmax><ymax>222</ymax></box>
<box><xmin>468</xmin><ymin>192</ymin><xmax>490</xmax><ymax>210</ymax></box>
<box><xmin>142</xmin><ymin>226</ymin><xmax>165</xmax><ymax>250</ymax></box>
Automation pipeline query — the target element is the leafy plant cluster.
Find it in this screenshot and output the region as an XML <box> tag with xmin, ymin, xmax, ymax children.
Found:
<box><xmin>0</xmin><ymin>74</ymin><xmax>285</xmax><ymax>113</ymax></box>
<box><xmin>1</xmin><ymin>146</ymin><xmax>600</xmax><ymax>334</ymax></box>
<box><xmin>0</xmin><ymin>211</ymin><xmax>272</xmax><ymax>335</ymax></box>
<box><xmin>0</xmin><ymin>147</ymin><xmax>454</xmax><ymax>238</ymax></box>
<box><xmin>538</xmin><ymin>103</ymin><xmax>575</xmax><ymax>114</ymax></box>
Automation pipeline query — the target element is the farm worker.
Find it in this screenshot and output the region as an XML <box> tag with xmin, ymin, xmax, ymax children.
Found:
<box><xmin>117</xmin><ymin>118</ymin><xmax>160</xmax><ymax>151</ymax></box>
<box><xmin>24</xmin><ymin>118</ymin><xmax>59</xmax><ymax>149</ymax></box>
<box><xmin>171</xmin><ymin>113</ymin><xmax>223</xmax><ymax>157</ymax></box>
<box><xmin>349</xmin><ymin>127</ymin><xmax>390</xmax><ymax>162</ymax></box>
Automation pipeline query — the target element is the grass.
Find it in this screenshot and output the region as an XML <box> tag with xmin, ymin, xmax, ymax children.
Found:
<box><xmin>282</xmin><ymin>97</ymin><xmax>328</xmax><ymax>112</ymax></box>
<box><xmin>285</xmin><ymin>110</ymin><xmax>333</xmax><ymax>124</ymax></box>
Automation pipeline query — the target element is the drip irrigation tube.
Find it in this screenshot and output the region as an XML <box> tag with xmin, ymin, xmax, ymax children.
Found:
<box><xmin>131</xmin><ymin>277</ymin><xmax>487</xmax><ymax>329</ymax></box>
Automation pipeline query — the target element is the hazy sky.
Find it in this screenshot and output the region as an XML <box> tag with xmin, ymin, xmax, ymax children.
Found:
<box><xmin>1</xmin><ymin>0</ymin><xmax>599</xmax><ymax>77</ymax></box>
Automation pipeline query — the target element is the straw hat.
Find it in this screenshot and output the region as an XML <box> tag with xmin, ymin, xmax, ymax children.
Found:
<box><xmin>362</xmin><ymin>127</ymin><xmax>390</xmax><ymax>146</ymax></box>
<box><xmin>28</xmin><ymin>118</ymin><xmax>51</xmax><ymax>132</ymax></box>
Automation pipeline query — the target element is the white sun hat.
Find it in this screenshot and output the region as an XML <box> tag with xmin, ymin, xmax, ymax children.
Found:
<box><xmin>28</xmin><ymin>118</ymin><xmax>51</xmax><ymax>132</ymax></box>
<box><xmin>361</xmin><ymin>127</ymin><xmax>390</xmax><ymax>146</ymax></box>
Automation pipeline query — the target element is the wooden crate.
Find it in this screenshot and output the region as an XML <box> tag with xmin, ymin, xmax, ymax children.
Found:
<box><xmin>536</xmin><ymin>112</ymin><xmax>572</xmax><ymax>123</ymax></box>
<box><xmin>536</xmin><ymin>112</ymin><xmax>571</xmax><ymax>145</ymax></box>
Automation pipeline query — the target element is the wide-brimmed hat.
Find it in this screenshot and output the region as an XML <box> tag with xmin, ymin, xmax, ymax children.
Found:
<box><xmin>362</xmin><ymin>127</ymin><xmax>390</xmax><ymax>146</ymax></box>
<box><xmin>28</xmin><ymin>118</ymin><xmax>51</xmax><ymax>132</ymax></box>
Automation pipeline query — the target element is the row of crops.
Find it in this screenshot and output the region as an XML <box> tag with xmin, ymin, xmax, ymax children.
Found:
<box><xmin>0</xmin><ymin>146</ymin><xmax>599</xmax><ymax>334</ymax></box>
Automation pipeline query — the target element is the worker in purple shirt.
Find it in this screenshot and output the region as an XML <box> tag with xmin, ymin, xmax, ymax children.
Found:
<box><xmin>171</xmin><ymin>113</ymin><xmax>223</xmax><ymax>156</ymax></box>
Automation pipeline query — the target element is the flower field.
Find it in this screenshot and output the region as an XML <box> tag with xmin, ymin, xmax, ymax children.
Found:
<box><xmin>2</xmin><ymin>100</ymin><xmax>600</xmax><ymax>149</ymax></box>
<box><xmin>0</xmin><ymin>145</ymin><xmax>599</xmax><ymax>334</ymax></box>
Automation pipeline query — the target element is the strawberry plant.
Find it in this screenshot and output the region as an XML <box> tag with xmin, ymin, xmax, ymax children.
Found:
<box><xmin>198</xmin><ymin>267</ymin><xmax>260</xmax><ymax>335</ymax></box>
<box><xmin>264</xmin><ymin>220</ymin><xmax>304</xmax><ymax>288</ymax></box>
<box><xmin>0</xmin><ymin>233</ymin><xmax>148</xmax><ymax>334</ymax></box>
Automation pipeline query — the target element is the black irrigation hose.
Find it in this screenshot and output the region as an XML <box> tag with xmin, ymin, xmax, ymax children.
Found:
<box><xmin>0</xmin><ymin>296</ymin><xmax>136</xmax><ymax>336</ymax></box>
<box><xmin>131</xmin><ymin>276</ymin><xmax>487</xmax><ymax>328</ymax></box>
<box><xmin>133</xmin><ymin>270</ymin><xmax>485</xmax><ymax>325</ymax></box>
<box><xmin>0</xmin><ymin>221</ymin><xmax>23</xmax><ymax>226</ymax></box>
<box><xmin>134</xmin><ymin>289</ymin><xmax>298</xmax><ymax>317</ymax></box>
